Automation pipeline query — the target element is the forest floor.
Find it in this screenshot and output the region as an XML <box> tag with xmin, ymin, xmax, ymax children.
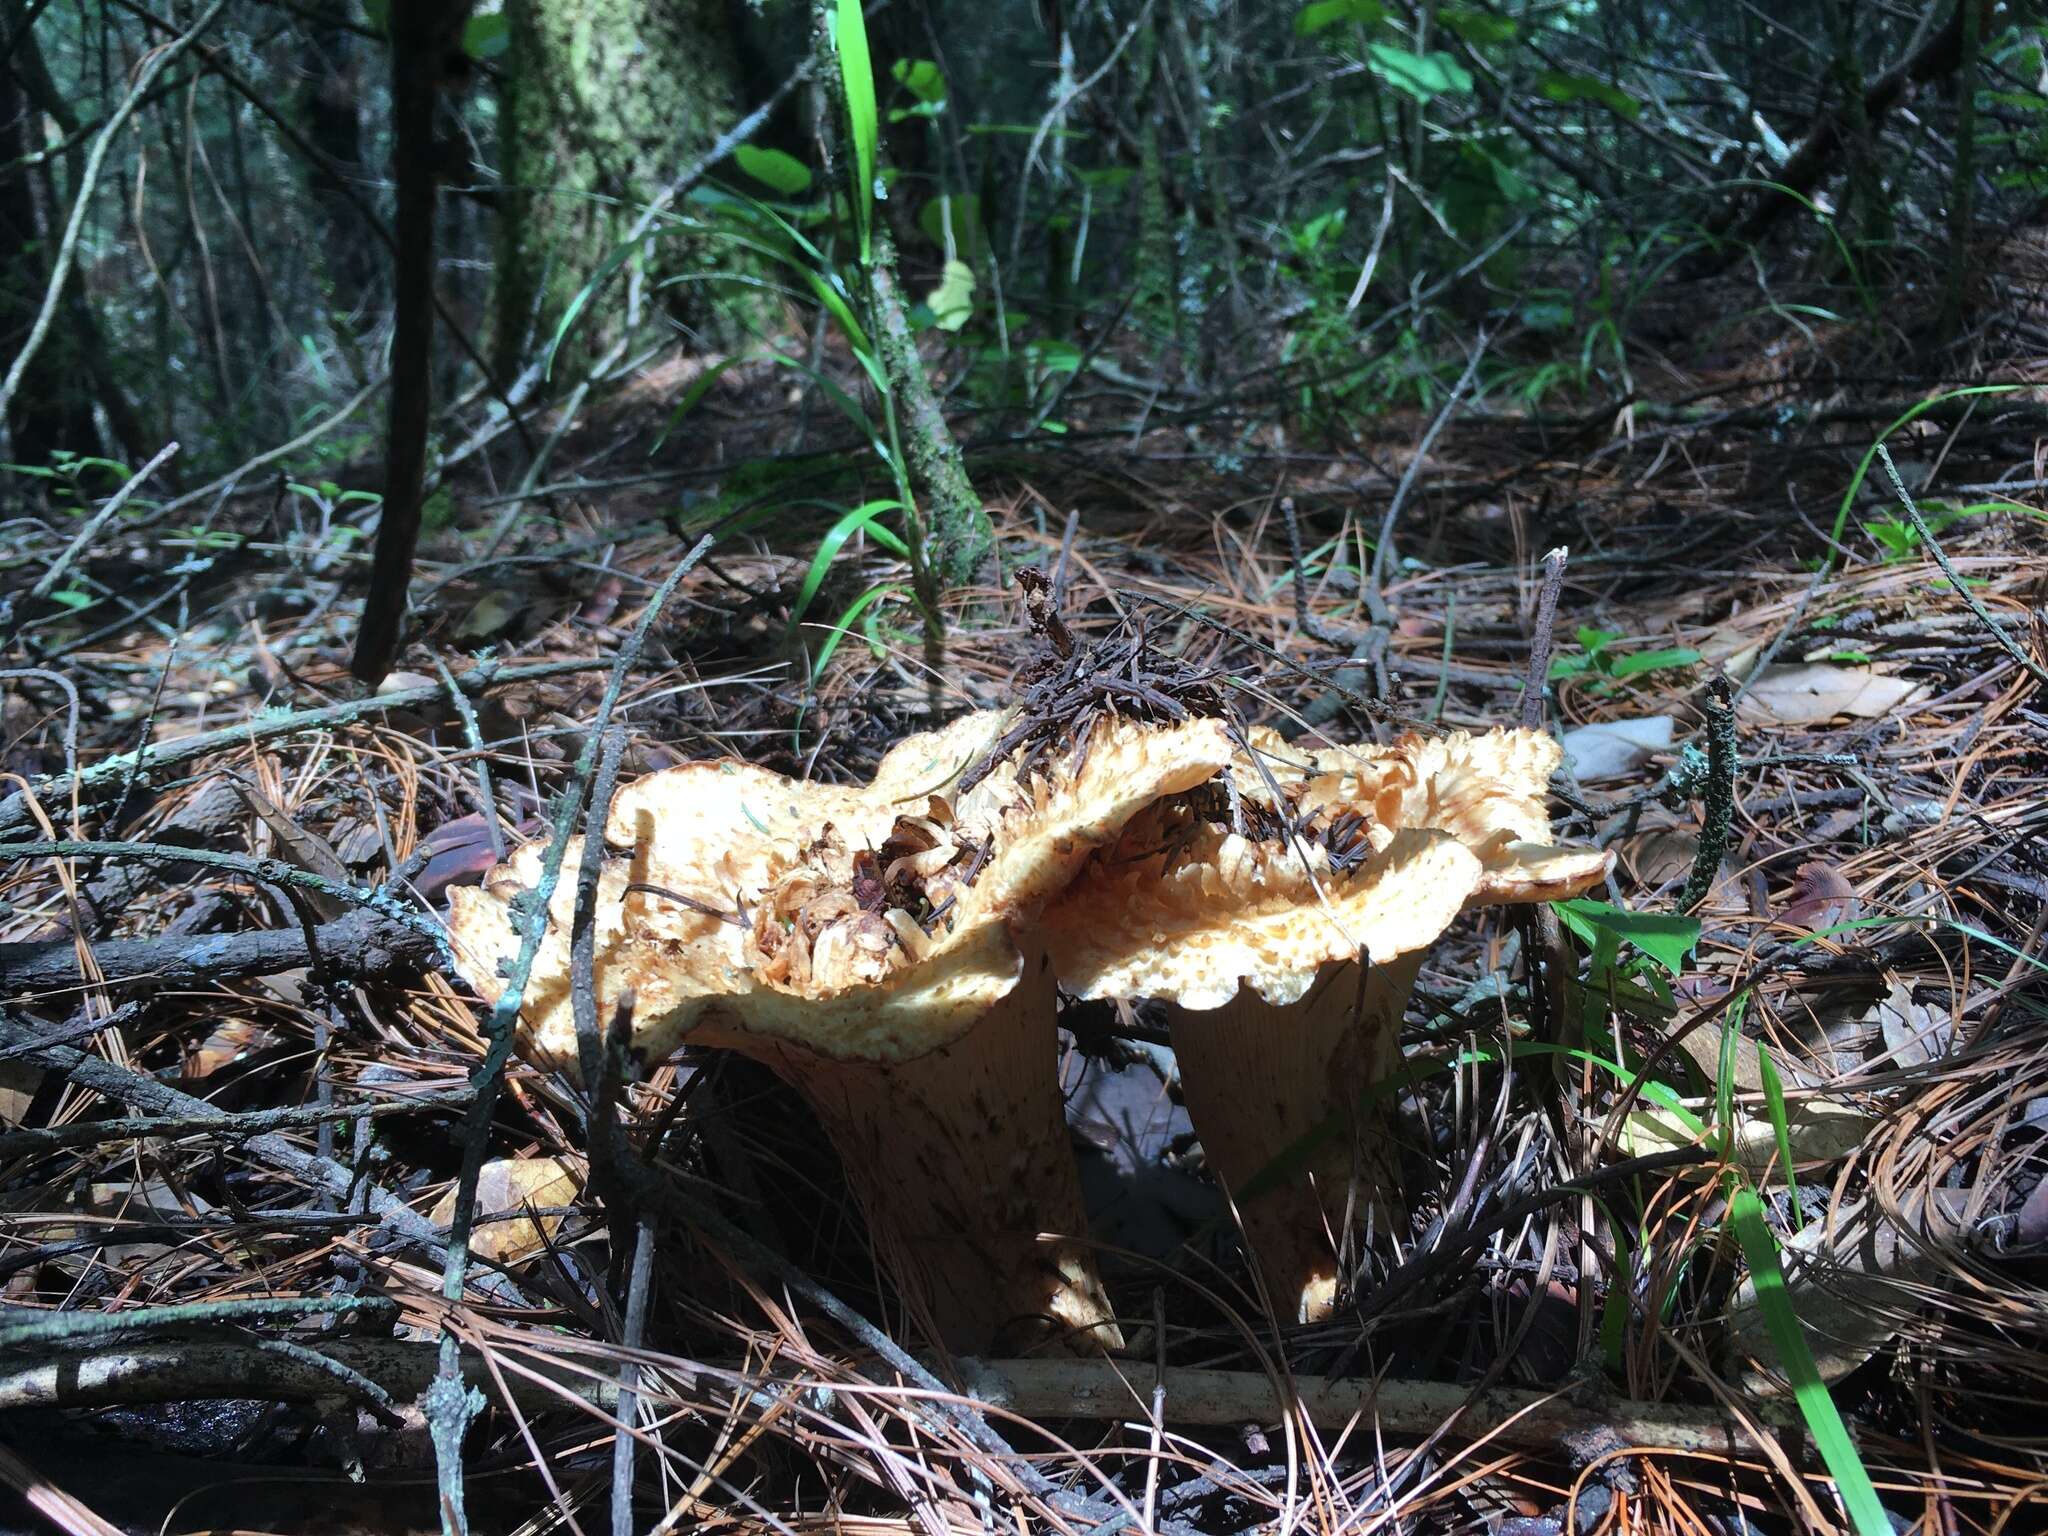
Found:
<box><xmin>4</xmin><ymin>252</ymin><xmax>2048</xmax><ymax>1533</ymax></box>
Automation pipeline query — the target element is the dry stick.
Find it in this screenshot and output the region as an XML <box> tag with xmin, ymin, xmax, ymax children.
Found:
<box><xmin>1301</xmin><ymin>331</ymin><xmax>1491</xmax><ymax>730</ymax></box>
<box><xmin>1520</xmin><ymin>546</ymin><xmax>1569</xmax><ymax>728</ymax></box>
<box><xmin>611</xmin><ymin>1214</ymin><xmax>658</xmax><ymax>1536</ymax></box>
<box><xmin>0</xmin><ymin>655</ymin><xmax>622</xmax><ymax>839</ymax></box>
<box><xmin>0</xmin><ymin>1339</ymin><xmax>1789</xmax><ymax>1458</ymax></box>
<box><xmin>426</xmin><ymin>534</ymin><xmax>711</xmax><ymax>1536</ymax></box>
<box><xmin>0</xmin><ymin>907</ymin><xmax>438</xmax><ymax>993</ymax></box>
<box><xmin>434</xmin><ymin>655</ymin><xmax>507</xmax><ymax>864</ymax></box>
<box><xmin>0</xmin><ymin>839</ymin><xmax>441</xmax><ymax>943</ymax></box>
<box><xmin>0</xmin><ymin>1006</ymin><xmax>449</xmax><ymax>1255</ymax></box>
<box><xmin>28</xmin><ymin>443</ymin><xmax>180</xmax><ymax>600</ymax></box>
<box><xmin>1676</xmin><ymin>675</ymin><xmax>1737</xmax><ymax>914</ymax></box>
<box><xmin>1879</xmin><ymin>444</ymin><xmax>2048</xmax><ymax>690</ymax></box>
<box><xmin>0</xmin><ymin>0</ymin><xmax>229</xmax><ymax>425</ymax></box>
<box><xmin>0</xmin><ymin>1089</ymin><xmax>470</xmax><ymax>1158</ymax></box>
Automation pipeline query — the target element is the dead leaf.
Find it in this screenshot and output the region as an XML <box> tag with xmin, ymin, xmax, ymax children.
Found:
<box><xmin>1737</xmin><ymin>664</ymin><xmax>1927</xmax><ymax>725</ymax></box>
<box><xmin>1561</xmin><ymin>716</ymin><xmax>1674</xmax><ymax>783</ymax></box>
<box><xmin>428</xmin><ymin>1156</ymin><xmax>583</xmax><ymax>1264</ymax></box>
<box><xmin>1872</xmin><ymin>980</ymin><xmax>1953</xmax><ymax>1069</ymax></box>
<box><xmin>228</xmin><ymin>777</ymin><xmax>352</xmax><ymax>920</ymax></box>
<box><xmin>455</xmin><ymin>589</ymin><xmax>523</xmax><ymax>643</ymax></box>
<box><xmin>1778</xmin><ymin>860</ymin><xmax>1860</xmax><ymax>932</ymax></box>
<box><xmin>1620</xmin><ymin>1096</ymin><xmax>1875</xmax><ymax>1171</ymax></box>
<box><xmin>1726</xmin><ymin>1194</ymin><xmax>1966</xmax><ymax>1394</ymax></box>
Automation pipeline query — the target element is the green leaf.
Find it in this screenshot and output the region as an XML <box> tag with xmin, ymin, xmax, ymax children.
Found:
<box><xmin>47</xmin><ymin>588</ymin><xmax>93</xmax><ymax>610</ymax></box>
<box><xmin>891</xmin><ymin>57</ymin><xmax>946</xmax><ymax>103</ymax></box>
<box><xmin>1728</xmin><ymin>1187</ymin><xmax>1894</xmax><ymax>1536</ymax></box>
<box><xmin>1827</xmin><ymin>386</ymin><xmax>2020</xmax><ymax>566</ymax></box>
<box><xmin>1366</xmin><ymin>44</ymin><xmax>1472</xmax><ymax>100</ymax></box>
<box><xmin>1555</xmin><ymin>898</ymin><xmax>1699</xmax><ymax>978</ymax></box>
<box><xmin>924</xmin><ymin>258</ymin><xmax>976</xmax><ymax>332</ymax></box>
<box><xmin>916</xmin><ymin>193</ymin><xmax>987</xmax><ymax>266</ymax></box>
<box><xmin>1536</xmin><ymin>70</ymin><xmax>1642</xmax><ymax>119</ymax></box>
<box><xmin>787</xmin><ymin>500</ymin><xmax>908</xmax><ymax>641</ymax></box>
<box><xmin>1439</xmin><ymin>6</ymin><xmax>1517</xmax><ymax>44</ymax></box>
<box><xmin>733</xmin><ymin>145</ymin><xmax>812</xmax><ymax>196</ymax></box>
<box><xmin>833</xmin><ymin>0</ymin><xmax>879</xmax><ymax>264</ymax></box>
<box><xmin>1607</xmin><ymin>646</ymin><xmax>1702</xmax><ymax>678</ymax></box>
<box><xmin>1294</xmin><ymin>0</ymin><xmax>1385</xmax><ymax>34</ymax></box>
<box><xmin>462</xmin><ymin>12</ymin><xmax>508</xmax><ymax>59</ymax></box>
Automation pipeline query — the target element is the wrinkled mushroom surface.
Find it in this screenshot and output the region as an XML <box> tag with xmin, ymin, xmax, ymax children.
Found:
<box><xmin>447</xmin><ymin>707</ymin><xmax>1236</xmax><ymax>1351</ymax></box>
<box><xmin>1043</xmin><ymin>726</ymin><xmax>1613</xmax><ymax>1323</ymax></box>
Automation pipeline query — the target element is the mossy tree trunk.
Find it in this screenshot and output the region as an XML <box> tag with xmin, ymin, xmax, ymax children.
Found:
<box><xmin>494</xmin><ymin>0</ymin><xmax>745</xmax><ymax>372</ymax></box>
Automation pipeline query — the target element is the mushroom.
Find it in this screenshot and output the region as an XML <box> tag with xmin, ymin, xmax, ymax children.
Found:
<box><xmin>447</xmin><ymin>707</ymin><xmax>1236</xmax><ymax>1352</ymax></box>
<box><xmin>1042</xmin><ymin>727</ymin><xmax>1613</xmax><ymax>1324</ymax></box>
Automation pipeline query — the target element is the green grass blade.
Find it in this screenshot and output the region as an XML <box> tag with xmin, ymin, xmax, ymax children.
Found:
<box><xmin>833</xmin><ymin>0</ymin><xmax>878</xmax><ymax>264</ymax></box>
<box><xmin>1755</xmin><ymin>1041</ymin><xmax>1806</xmax><ymax>1228</ymax></box>
<box><xmin>786</xmin><ymin>500</ymin><xmax>906</xmax><ymax>638</ymax></box>
<box><xmin>807</xmin><ymin>580</ymin><xmax>904</xmax><ymax>681</ymax></box>
<box><xmin>1729</xmin><ymin>1185</ymin><xmax>1892</xmax><ymax>1536</ymax></box>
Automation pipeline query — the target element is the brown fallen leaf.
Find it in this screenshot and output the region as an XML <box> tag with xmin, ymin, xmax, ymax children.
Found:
<box><xmin>428</xmin><ymin>1156</ymin><xmax>583</xmax><ymax>1264</ymax></box>
<box><xmin>1778</xmin><ymin>860</ymin><xmax>1860</xmax><ymax>932</ymax></box>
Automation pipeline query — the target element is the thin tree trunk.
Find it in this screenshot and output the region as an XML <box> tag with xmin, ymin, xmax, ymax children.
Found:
<box><xmin>353</xmin><ymin>0</ymin><xmax>471</xmax><ymax>685</ymax></box>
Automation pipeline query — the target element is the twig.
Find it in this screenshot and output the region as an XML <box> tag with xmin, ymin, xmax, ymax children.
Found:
<box><xmin>0</xmin><ymin>1006</ymin><xmax>452</xmax><ymax>1256</ymax></box>
<box><xmin>426</xmin><ymin>535</ymin><xmax>711</xmax><ymax>1534</ymax></box>
<box><xmin>435</xmin><ymin>655</ymin><xmax>506</xmax><ymax>863</ymax></box>
<box><xmin>611</xmin><ymin>1214</ymin><xmax>658</xmax><ymax>1536</ymax></box>
<box><xmin>1677</xmin><ymin>675</ymin><xmax>1737</xmax><ymax>913</ymax></box>
<box><xmin>1282</xmin><ymin>495</ymin><xmax>1344</xmax><ymax>646</ymax></box>
<box><xmin>0</xmin><ymin>1338</ymin><xmax>1792</xmax><ymax>1458</ymax></box>
<box><xmin>28</xmin><ymin>442</ymin><xmax>179</xmax><ymax>600</ymax></box>
<box><xmin>0</xmin><ymin>655</ymin><xmax>626</xmax><ymax>839</ymax></box>
<box><xmin>0</xmin><ymin>1294</ymin><xmax>393</xmax><ymax>1349</ymax></box>
<box><xmin>1879</xmin><ymin>444</ymin><xmax>2048</xmax><ymax>689</ymax></box>
<box><xmin>0</xmin><ymin>1088</ymin><xmax>469</xmax><ymax>1157</ymax></box>
<box><xmin>1367</xmin><ymin>328</ymin><xmax>1490</xmax><ymax>600</ymax></box>
<box><xmin>0</xmin><ymin>907</ymin><xmax>439</xmax><ymax>993</ymax></box>
<box><xmin>0</xmin><ymin>840</ymin><xmax>440</xmax><ymax>942</ymax></box>
<box><xmin>1521</xmin><ymin>546</ymin><xmax>1569</xmax><ymax>728</ymax></box>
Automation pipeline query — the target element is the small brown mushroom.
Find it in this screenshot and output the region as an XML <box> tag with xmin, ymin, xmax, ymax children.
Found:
<box><xmin>448</xmin><ymin>708</ymin><xmax>1235</xmax><ymax>1352</ymax></box>
<box><xmin>1043</xmin><ymin>727</ymin><xmax>1612</xmax><ymax>1324</ymax></box>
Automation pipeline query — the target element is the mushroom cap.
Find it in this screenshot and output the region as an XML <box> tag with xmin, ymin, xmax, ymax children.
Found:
<box><xmin>1044</xmin><ymin>726</ymin><xmax>1613</xmax><ymax>1009</ymax></box>
<box><xmin>446</xmin><ymin>709</ymin><xmax>1236</xmax><ymax>1068</ymax></box>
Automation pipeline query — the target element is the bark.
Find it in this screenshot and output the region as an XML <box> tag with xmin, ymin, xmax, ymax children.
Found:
<box><xmin>493</xmin><ymin>0</ymin><xmax>744</xmax><ymax>372</ymax></box>
<box><xmin>352</xmin><ymin>0</ymin><xmax>472</xmax><ymax>686</ymax></box>
<box><xmin>0</xmin><ymin>909</ymin><xmax>439</xmax><ymax>994</ymax></box>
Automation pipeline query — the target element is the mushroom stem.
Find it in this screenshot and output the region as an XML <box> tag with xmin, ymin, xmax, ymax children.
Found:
<box><xmin>740</xmin><ymin>946</ymin><xmax>1122</xmax><ymax>1354</ymax></box>
<box><xmin>1169</xmin><ymin>954</ymin><xmax>1421</xmax><ymax>1324</ymax></box>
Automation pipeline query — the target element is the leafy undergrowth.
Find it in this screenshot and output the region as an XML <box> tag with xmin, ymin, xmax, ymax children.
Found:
<box><xmin>5</xmin><ymin>341</ymin><xmax>2048</xmax><ymax>1534</ymax></box>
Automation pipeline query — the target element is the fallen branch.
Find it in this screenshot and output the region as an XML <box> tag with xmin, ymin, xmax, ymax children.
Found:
<box><xmin>0</xmin><ymin>1339</ymin><xmax>1791</xmax><ymax>1459</ymax></box>
<box><xmin>0</xmin><ymin>907</ymin><xmax>439</xmax><ymax>994</ymax></box>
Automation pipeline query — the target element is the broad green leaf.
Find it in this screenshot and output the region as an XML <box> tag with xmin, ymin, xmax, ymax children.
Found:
<box><xmin>1366</xmin><ymin>44</ymin><xmax>1472</xmax><ymax>100</ymax></box>
<box><xmin>733</xmin><ymin>144</ymin><xmax>812</xmax><ymax>196</ymax></box>
<box><xmin>1728</xmin><ymin>1188</ymin><xmax>1893</xmax><ymax>1536</ymax></box>
<box><xmin>1295</xmin><ymin>0</ymin><xmax>1385</xmax><ymax>34</ymax></box>
<box><xmin>1536</xmin><ymin>70</ymin><xmax>1642</xmax><ymax>119</ymax></box>
<box><xmin>1554</xmin><ymin>898</ymin><xmax>1699</xmax><ymax>977</ymax></box>
<box><xmin>892</xmin><ymin>57</ymin><xmax>946</xmax><ymax>103</ymax></box>
<box><xmin>462</xmin><ymin>13</ymin><xmax>508</xmax><ymax>59</ymax></box>
<box><xmin>924</xmin><ymin>258</ymin><xmax>975</xmax><ymax>331</ymax></box>
<box><xmin>833</xmin><ymin>0</ymin><xmax>879</xmax><ymax>264</ymax></box>
<box><xmin>47</xmin><ymin>588</ymin><xmax>93</xmax><ymax>610</ymax></box>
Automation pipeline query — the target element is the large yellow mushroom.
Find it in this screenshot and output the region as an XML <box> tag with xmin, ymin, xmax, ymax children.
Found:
<box><xmin>448</xmin><ymin>707</ymin><xmax>1235</xmax><ymax>1352</ymax></box>
<box><xmin>1042</xmin><ymin>726</ymin><xmax>1613</xmax><ymax>1325</ymax></box>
